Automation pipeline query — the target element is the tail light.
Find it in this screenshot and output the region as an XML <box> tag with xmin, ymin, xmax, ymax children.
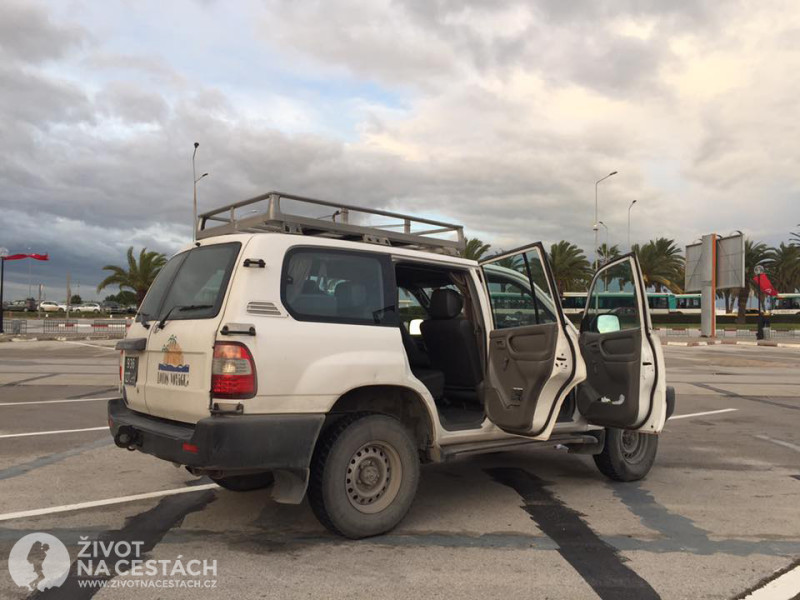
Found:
<box><xmin>119</xmin><ymin>351</ymin><xmax>123</xmax><ymax>383</ymax></box>
<box><xmin>211</xmin><ymin>342</ymin><xmax>257</xmax><ymax>399</ymax></box>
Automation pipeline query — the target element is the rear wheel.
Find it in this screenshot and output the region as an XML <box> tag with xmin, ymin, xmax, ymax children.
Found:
<box><xmin>211</xmin><ymin>472</ymin><xmax>274</xmax><ymax>492</ymax></box>
<box><xmin>594</xmin><ymin>428</ymin><xmax>658</xmax><ymax>482</ymax></box>
<box><xmin>308</xmin><ymin>414</ymin><xmax>420</xmax><ymax>539</ymax></box>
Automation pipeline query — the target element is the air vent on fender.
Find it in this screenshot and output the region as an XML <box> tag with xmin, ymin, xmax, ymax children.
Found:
<box><xmin>247</xmin><ymin>301</ymin><xmax>284</xmax><ymax>317</ymax></box>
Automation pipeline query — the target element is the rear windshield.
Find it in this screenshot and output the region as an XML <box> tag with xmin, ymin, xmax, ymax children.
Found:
<box><xmin>137</xmin><ymin>242</ymin><xmax>240</xmax><ymax>323</ymax></box>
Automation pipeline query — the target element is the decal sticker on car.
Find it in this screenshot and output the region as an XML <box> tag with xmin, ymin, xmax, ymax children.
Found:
<box><xmin>157</xmin><ymin>335</ymin><xmax>190</xmax><ymax>387</ymax></box>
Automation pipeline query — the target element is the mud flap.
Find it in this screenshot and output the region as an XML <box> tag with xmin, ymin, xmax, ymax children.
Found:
<box><xmin>271</xmin><ymin>468</ymin><xmax>310</xmax><ymax>504</ymax></box>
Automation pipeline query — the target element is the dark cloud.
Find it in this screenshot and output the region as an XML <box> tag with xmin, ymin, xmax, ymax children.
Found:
<box><xmin>0</xmin><ymin>0</ymin><xmax>86</xmax><ymax>64</ymax></box>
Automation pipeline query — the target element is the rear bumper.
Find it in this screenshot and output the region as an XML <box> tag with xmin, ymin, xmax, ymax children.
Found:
<box><xmin>107</xmin><ymin>398</ymin><xmax>325</xmax><ymax>472</ymax></box>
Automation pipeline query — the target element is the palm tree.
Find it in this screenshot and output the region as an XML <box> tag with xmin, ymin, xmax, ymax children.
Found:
<box><xmin>597</xmin><ymin>243</ymin><xmax>621</xmax><ymax>266</ymax></box>
<box><xmin>632</xmin><ymin>238</ymin><xmax>684</xmax><ymax>293</ymax></box>
<box><xmin>766</xmin><ymin>243</ymin><xmax>800</xmax><ymax>293</ymax></box>
<box><xmin>735</xmin><ymin>239</ymin><xmax>770</xmax><ymax>323</ymax></box>
<box><xmin>462</xmin><ymin>237</ymin><xmax>492</xmax><ymax>261</ymax></box>
<box><xmin>97</xmin><ymin>247</ymin><xmax>167</xmax><ymax>305</ymax></box>
<box><xmin>548</xmin><ymin>241</ymin><xmax>592</xmax><ymax>294</ymax></box>
<box><xmin>791</xmin><ymin>225</ymin><xmax>800</xmax><ymax>246</ymax></box>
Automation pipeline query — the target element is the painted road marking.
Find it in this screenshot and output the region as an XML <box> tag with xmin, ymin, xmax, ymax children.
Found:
<box><xmin>741</xmin><ymin>564</ymin><xmax>800</xmax><ymax>600</ymax></box>
<box><xmin>0</xmin><ymin>396</ymin><xmax>116</xmax><ymax>407</ymax></box>
<box><xmin>0</xmin><ymin>426</ymin><xmax>107</xmax><ymax>439</ymax></box>
<box><xmin>0</xmin><ymin>484</ymin><xmax>219</xmax><ymax>522</ymax></box>
<box><xmin>669</xmin><ymin>408</ymin><xmax>738</xmax><ymax>420</ymax></box>
<box><xmin>63</xmin><ymin>341</ymin><xmax>119</xmax><ymax>351</ymax></box>
<box><xmin>754</xmin><ymin>435</ymin><xmax>800</xmax><ymax>453</ymax></box>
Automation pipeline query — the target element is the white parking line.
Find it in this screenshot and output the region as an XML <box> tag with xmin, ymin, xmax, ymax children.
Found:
<box><xmin>0</xmin><ymin>426</ymin><xmax>108</xmax><ymax>439</ymax></box>
<box><xmin>741</xmin><ymin>565</ymin><xmax>800</xmax><ymax>600</ymax></box>
<box><xmin>0</xmin><ymin>484</ymin><xmax>219</xmax><ymax>522</ymax></box>
<box><xmin>0</xmin><ymin>396</ymin><xmax>116</xmax><ymax>407</ymax></box>
<box><xmin>64</xmin><ymin>341</ymin><xmax>119</xmax><ymax>351</ymax></box>
<box><xmin>669</xmin><ymin>408</ymin><xmax>738</xmax><ymax>420</ymax></box>
<box><xmin>754</xmin><ymin>435</ymin><xmax>800</xmax><ymax>453</ymax></box>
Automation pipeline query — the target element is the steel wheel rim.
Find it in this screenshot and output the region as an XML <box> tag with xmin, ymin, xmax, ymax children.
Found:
<box><xmin>620</xmin><ymin>430</ymin><xmax>648</xmax><ymax>463</ymax></box>
<box><xmin>345</xmin><ymin>441</ymin><xmax>402</xmax><ymax>514</ymax></box>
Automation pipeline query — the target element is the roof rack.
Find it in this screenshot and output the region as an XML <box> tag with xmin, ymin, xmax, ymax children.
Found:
<box><xmin>197</xmin><ymin>191</ymin><xmax>465</xmax><ymax>255</ymax></box>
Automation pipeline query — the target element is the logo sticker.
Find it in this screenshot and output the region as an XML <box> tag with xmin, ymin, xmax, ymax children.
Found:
<box><xmin>8</xmin><ymin>532</ymin><xmax>70</xmax><ymax>591</ymax></box>
<box><xmin>157</xmin><ymin>335</ymin><xmax>190</xmax><ymax>387</ymax></box>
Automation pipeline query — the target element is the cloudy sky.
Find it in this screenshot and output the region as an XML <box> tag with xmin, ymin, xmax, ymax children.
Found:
<box><xmin>1</xmin><ymin>0</ymin><xmax>798</xmax><ymax>300</ymax></box>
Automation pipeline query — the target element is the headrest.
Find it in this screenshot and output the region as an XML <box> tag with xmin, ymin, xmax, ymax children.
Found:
<box><xmin>429</xmin><ymin>288</ymin><xmax>463</xmax><ymax>319</ymax></box>
<box><xmin>301</xmin><ymin>279</ymin><xmax>321</xmax><ymax>294</ymax></box>
<box><xmin>335</xmin><ymin>281</ymin><xmax>367</xmax><ymax>309</ymax></box>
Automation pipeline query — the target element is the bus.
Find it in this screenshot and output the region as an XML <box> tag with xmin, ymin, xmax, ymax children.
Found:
<box><xmin>561</xmin><ymin>292</ymin><xmax>675</xmax><ymax>315</ymax></box>
<box><xmin>673</xmin><ymin>293</ymin><xmax>702</xmax><ymax>315</ymax></box>
<box><xmin>772</xmin><ymin>293</ymin><xmax>800</xmax><ymax>315</ymax></box>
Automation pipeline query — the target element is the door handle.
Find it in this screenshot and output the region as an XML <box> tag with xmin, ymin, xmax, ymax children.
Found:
<box><xmin>642</xmin><ymin>361</ymin><xmax>653</xmax><ymax>366</ymax></box>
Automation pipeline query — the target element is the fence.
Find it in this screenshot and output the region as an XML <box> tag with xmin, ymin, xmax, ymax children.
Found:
<box><xmin>41</xmin><ymin>319</ymin><xmax>128</xmax><ymax>338</ymax></box>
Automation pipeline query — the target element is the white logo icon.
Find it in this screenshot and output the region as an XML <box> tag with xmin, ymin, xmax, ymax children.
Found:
<box><xmin>8</xmin><ymin>532</ymin><xmax>70</xmax><ymax>591</ymax></box>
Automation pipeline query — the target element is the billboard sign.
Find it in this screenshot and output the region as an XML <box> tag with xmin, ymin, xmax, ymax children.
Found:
<box><xmin>716</xmin><ymin>233</ymin><xmax>745</xmax><ymax>290</ymax></box>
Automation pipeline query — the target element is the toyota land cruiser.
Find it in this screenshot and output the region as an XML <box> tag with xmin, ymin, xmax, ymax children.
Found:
<box><xmin>109</xmin><ymin>191</ymin><xmax>675</xmax><ymax>539</ymax></box>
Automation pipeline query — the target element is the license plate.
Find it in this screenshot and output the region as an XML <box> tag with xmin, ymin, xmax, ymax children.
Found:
<box><xmin>123</xmin><ymin>356</ymin><xmax>139</xmax><ymax>386</ymax></box>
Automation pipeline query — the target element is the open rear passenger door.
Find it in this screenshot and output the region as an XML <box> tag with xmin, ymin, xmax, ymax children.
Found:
<box><xmin>577</xmin><ymin>254</ymin><xmax>667</xmax><ymax>433</ymax></box>
<box><xmin>479</xmin><ymin>244</ymin><xmax>584</xmax><ymax>439</ymax></box>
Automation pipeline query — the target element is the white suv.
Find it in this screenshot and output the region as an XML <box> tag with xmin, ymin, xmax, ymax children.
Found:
<box><xmin>75</xmin><ymin>302</ymin><xmax>102</xmax><ymax>313</ymax></box>
<box><xmin>110</xmin><ymin>191</ymin><xmax>674</xmax><ymax>539</ymax></box>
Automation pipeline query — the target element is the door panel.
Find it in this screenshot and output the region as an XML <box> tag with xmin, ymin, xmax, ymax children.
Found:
<box><xmin>480</xmin><ymin>243</ymin><xmax>584</xmax><ymax>438</ymax></box>
<box><xmin>484</xmin><ymin>323</ymin><xmax>558</xmax><ymax>432</ymax></box>
<box><xmin>577</xmin><ymin>328</ymin><xmax>642</xmax><ymax>427</ymax></box>
<box><xmin>577</xmin><ymin>254</ymin><xmax>666</xmax><ymax>432</ymax></box>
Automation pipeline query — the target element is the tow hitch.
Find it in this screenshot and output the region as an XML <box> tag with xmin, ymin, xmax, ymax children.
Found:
<box><xmin>114</xmin><ymin>426</ymin><xmax>142</xmax><ymax>451</ymax></box>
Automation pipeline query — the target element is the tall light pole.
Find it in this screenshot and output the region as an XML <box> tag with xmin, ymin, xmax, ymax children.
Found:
<box><xmin>192</xmin><ymin>142</ymin><xmax>208</xmax><ymax>242</ymax></box>
<box><xmin>627</xmin><ymin>199</ymin><xmax>637</xmax><ymax>250</ymax></box>
<box><xmin>594</xmin><ymin>171</ymin><xmax>617</xmax><ymax>269</ymax></box>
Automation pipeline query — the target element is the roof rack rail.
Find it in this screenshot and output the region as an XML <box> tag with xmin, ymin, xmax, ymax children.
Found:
<box><xmin>197</xmin><ymin>191</ymin><xmax>466</xmax><ymax>255</ymax></box>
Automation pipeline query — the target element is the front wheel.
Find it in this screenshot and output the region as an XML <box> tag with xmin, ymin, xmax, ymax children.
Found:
<box><xmin>308</xmin><ymin>414</ymin><xmax>420</xmax><ymax>539</ymax></box>
<box><xmin>594</xmin><ymin>429</ymin><xmax>658</xmax><ymax>482</ymax></box>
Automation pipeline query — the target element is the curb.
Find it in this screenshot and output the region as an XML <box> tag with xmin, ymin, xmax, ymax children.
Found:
<box><xmin>664</xmin><ymin>339</ymin><xmax>800</xmax><ymax>348</ymax></box>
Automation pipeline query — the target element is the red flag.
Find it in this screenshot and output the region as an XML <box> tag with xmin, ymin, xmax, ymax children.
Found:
<box><xmin>752</xmin><ymin>273</ymin><xmax>778</xmax><ymax>296</ymax></box>
<box><xmin>3</xmin><ymin>253</ymin><xmax>49</xmax><ymax>261</ymax></box>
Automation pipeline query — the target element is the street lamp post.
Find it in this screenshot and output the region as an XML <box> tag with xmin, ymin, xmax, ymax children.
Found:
<box><xmin>594</xmin><ymin>171</ymin><xmax>618</xmax><ymax>270</ymax></box>
<box><xmin>192</xmin><ymin>142</ymin><xmax>209</xmax><ymax>242</ymax></box>
<box><xmin>627</xmin><ymin>199</ymin><xmax>637</xmax><ymax>250</ymax></box>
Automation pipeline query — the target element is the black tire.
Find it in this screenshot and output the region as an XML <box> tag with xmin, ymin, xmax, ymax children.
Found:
<box><xmin>594</xmin><ymin>428</ymin><xmax>658</xmax><ymax>482</ymax></box>
<box><xmin>308</xmin><ymin>413</ymin><xmax>420</xmax><ymax>539</ymax></box>
<box><xmin>211</xmin><ymin>471</ymin><xmax>274</xmax><ymax>492</ymax></box>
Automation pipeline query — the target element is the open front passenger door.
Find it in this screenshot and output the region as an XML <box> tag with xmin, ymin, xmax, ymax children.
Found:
<box><xmin>577</xmin><ymin>254</ymin><xmax>667</xmax><ymax>433</ymax></box>
<box><xmin>479</xmin><ymin>244</ymin><xmax>585</xmax><ymax>439</ymax></box>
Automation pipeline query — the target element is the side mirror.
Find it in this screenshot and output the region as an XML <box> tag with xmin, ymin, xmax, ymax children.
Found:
<box><xmin>596</xmin><ymin>314</ymin><xmax>621</xmax><ymax>334</ymax></box>
<box><xmin>408</xmin><ymin>318</ymin><xmax>423</xmax><ymax>336</ymax></box>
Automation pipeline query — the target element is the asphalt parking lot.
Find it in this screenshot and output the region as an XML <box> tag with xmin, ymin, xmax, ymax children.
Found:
<box><xmin>0</xmin><ymin>340</ymin><xmax>798</xmax><ymax>599</ymax></box>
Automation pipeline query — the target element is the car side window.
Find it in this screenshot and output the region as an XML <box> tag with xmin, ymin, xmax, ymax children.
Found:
<box><xmin>282</xmin><ymin>248</ymin><xmax>396</xmax><ymax>326</ymax></box>
<box><xmin>584</xmin><ymin>261</ymin><xmax>640</xmax><ymax>332</ymax></box>
<box><xmin>483</xmin><ymin>253</ymin><xmax>558</xmax><ymax>329</ymax></box>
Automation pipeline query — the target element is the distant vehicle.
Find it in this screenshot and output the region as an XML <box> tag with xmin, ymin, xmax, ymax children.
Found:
<box><xmin>8</xmin><ymin>298</ymin><xmax>37</xmax><ymax>312</ymax></box>
<box><xmin>673</xmin><ymin>293</ymin><xmax>701</xmax><ymax>315</ymax></box>
<box><xmin>39</xmin><ymin>301</ymin><xmax>65</xmax><ymax>312</ymax></box>
<box><xmin>772</xmin><ymin>293</ymin><xmax>800</xmax><ymax>315</ymax></box>
<box><xmin>101</xmin><ymin>301</ymin><xmax>126</xmax><ymax>315</ymax></box>
<box><xmin>74</xmin><ymin>302</ymin><xmax>102</xmax><ymax>314</ymax></box>
<box><xmin>561</xmin><ymin>291</ymin><xmax>675</xmax><ymax>315</ymax></box>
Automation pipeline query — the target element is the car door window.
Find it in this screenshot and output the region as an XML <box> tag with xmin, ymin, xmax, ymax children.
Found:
<box><xmin>583</xmin><ymin>261</ymin><xmax>640</xmax><ymax>332</ymax></box>
<box><xmin>483</xmin><ymin>250</ymin><xmax>558</xmax><ymax>329</ymax></box>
